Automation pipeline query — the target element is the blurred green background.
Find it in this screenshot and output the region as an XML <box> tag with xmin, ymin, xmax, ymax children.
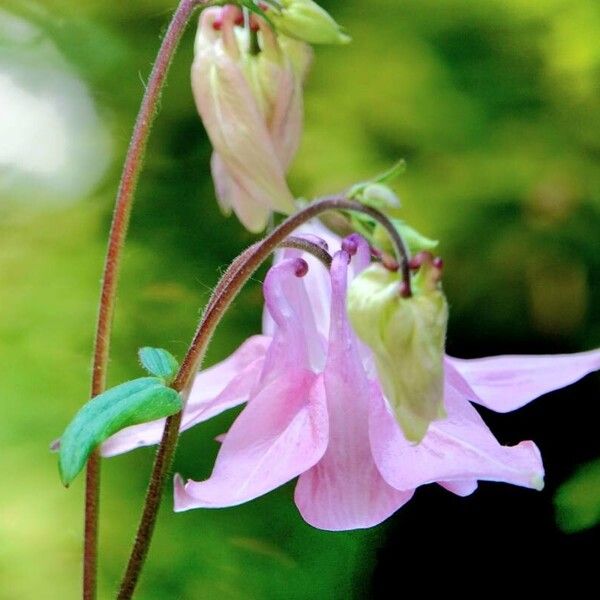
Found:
<box><xmin>1</xmin><ymin>0</ymin><xmax>599</xmax><ymax>597</ymax></box>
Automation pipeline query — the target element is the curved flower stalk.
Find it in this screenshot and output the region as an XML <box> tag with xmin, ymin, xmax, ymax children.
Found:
<box><xmin>104</xmin><ymin>223</ymin><xmax>600</xmax><ymax>530</ymax></box>
<box><xmin>192</xmin><ymin>6</ymin><xmax>312</xmax><ymax>232</ymax></box>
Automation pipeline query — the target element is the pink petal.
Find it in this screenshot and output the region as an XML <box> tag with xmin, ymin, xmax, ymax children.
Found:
<box><xmin>211</xmin><ymin>154</ymin><xmax>271</xmax><ymax>232</ymax></box>
<box><xmin>446</xmin><ymin>348</ymin><xmax>600</xmax><ymax>413</ymax></box>
<box><xmin>101</xmin><ymin>336</ymin><xmax>269</xmax><ymax>457</ymax></box>
<box><xmin>295</xmin><ymin>252</ymin><xmax>413</xmax><ymax>531</ymax></box>
<box><xmin>370</xmin><ymin>379</ymin><xmax>545</xmax><ymax>493</ymax></box>
<box><xmin>261</xmin><ymin>258</ymin><xmax>326</xmax><ymax>378</ymax></box>
<box><xmin>266</xmin><ymin>59</ymin><xmax>303</xmax><ymax>168</ymax></box>
<box><xmin>258</xmin><ymin>21</ymin><xmax>311</xmax><ymax>168</ymax></box>
<box><xmin>438</xmin><ymin>480</ymin><xmax>479</xmax><ymax>497</ymax></box>
<box><xmin>209</xmin><ymin>153</ymin><xmax>232</xmax><ymax>215</ymax></box>
<box><xmin>174</xmin><ymin>370</ymin><xmax>328</xmax><ymax>510</ymax></box>
<box><xmin>264</xmin><ymin>233</ymin><xmax>332</xmax><ymax>341</ymax></box>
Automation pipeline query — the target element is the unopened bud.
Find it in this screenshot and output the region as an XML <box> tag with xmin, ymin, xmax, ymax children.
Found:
<box><xmin>269</xmin><ymin>0</ymin><xmax>351</xmax><ymax>45</ymax></box>
<box><xmin>192</xmin><ymin>7</ymin><xmax>312</xmax><ymax>232</ymax></box>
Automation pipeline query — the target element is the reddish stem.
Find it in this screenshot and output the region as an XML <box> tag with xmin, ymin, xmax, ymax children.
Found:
<box><xmin>83</xmin><ymin>2</ymin><xmax>206</xmax><ymax>598</ymax></box>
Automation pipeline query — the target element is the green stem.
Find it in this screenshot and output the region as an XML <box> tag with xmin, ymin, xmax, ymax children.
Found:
<box><xmin>82</xmin><ymin>2</ymin><xmax>207</xmax><ymax>598</ymax></box>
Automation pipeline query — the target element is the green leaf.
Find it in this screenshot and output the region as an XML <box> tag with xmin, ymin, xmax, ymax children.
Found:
<box><xmin>58</xmin><ymin>377</ymin><xmax>182</xmax><ymax>486</ymax></box>
<box><xmin>555</xmin><ymin>458</ymin><xmax>600</xmax><ymax>533</ymax></box>
<box><xmin>139</xmin><ymin>347</ymin><xmax>179</xmax><ymax>383</ymax></box>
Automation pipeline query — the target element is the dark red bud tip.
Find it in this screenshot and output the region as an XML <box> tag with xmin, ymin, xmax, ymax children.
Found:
<box><xmin>433</xmin><ymin>257</ymin><xmax>444</xmax><ymax>270</ymax></box>
<box><xmin>212</xmin><ymin>17</ymin><xmax>223</xmax><ymax>30</ymax></box>
<box><xmin>249</xmin><ymin>15</ymin><xmax>260</xmax><ymax>31</ymax></box>
<box><xmin>382</xmin><ymin>255</ymin><xmax>399</xmax><ymax>272</ymax></box>
<box><xmin>342</xmin><ymin>234</ymin><xmax>360</xmax><ymax>256</ymax></box>
<box><xmin>294</xmin><ymin>258</ymin><xmax>309</xmax><ymax>278</ymax></box>
<box><xmin>235</xmin><ymin>14</ymin><xmax>245</xmax><ymax>26</ymax></box>
<box><xmin>369</xmin><ymin>245</ymin><xmax>382</xmax><ymax>259</ymax></box>
<box><xmin>409</xmin><ymin>251</ymin><xmax>434</xmax><ymax>270</ymax></box>
<box><xmin>399</xmin><ymin>281</ymin><xmax>411</xmax><ymax>298</ymax></box>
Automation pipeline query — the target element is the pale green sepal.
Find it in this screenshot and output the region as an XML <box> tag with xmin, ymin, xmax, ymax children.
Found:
<box><xmin>373</xmin><ymin>159</ymin><xmax>407</xmax><ymax>185</ymax></box>
<box><xmin>350</xmin><ymin>183</ymin><xmax>401</xmax><ymax>212</ymax></box>
<box><xmin>373</xmin><ymin>219</ymin><xmax>439</xmax><ymax>256</ymax></box>
<box><xmin>347</xmin><ymin>263</ymin><xmax>448</xmax><ymax>442</ymax></box>
<box><xmin>139</xmin><ymin>347</ymin><xmax>180</xmax><ymax>384</ymax></box>
<box><xmin>270</xmin><ymin>0</ymin><xmax>351</xmax><ymax>45</ymax></box>
<box><xmin>348</xmin><ymin>212</ymin><xmax>438</xmax><ymax>257</ymax></box>
<box><xmin>58</xmin><ymin>377</ymin><xmax>182</xmax><ymax>486</ymax></box>
<box><xmin>348</xmin><ymin>160</ymin><xmax>407</xmax><ymax>201</ymax></box>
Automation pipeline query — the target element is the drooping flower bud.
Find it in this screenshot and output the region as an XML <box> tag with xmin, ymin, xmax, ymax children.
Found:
<box><xmin>347</xmin><ymin>253</ymin><xmax>448</xmax><ymax>442</ymax></box>
<box><xmin>268</xmin><ymin>0</ymin><xmax>351</xmax><ymax>45</ymax></box>
<box><xmin>192</xmin><ymin>7</ymin><xmax>312</xmax><ymax>232</ymax></box>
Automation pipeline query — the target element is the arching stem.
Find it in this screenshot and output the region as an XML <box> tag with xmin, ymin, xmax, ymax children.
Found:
<box><xmin>82</xmin><ymin>2</ymin><xmax>207</xmax><ymax>598</ymax></box>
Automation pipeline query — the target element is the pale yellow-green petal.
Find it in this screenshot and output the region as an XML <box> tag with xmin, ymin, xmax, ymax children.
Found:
<box><xmin>347</xmin><ymin>264</ymin><xmax>448</xmax><ymax>442</ymax></box>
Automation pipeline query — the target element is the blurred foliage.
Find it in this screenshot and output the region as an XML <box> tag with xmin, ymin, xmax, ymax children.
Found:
<box><xmin>555</xmin><ymin>459</ymin><xmax>600</xmax><ymax>533</ymax></box>
<box><xmin>0</xmin><ymin>0</ymin><xmax>599</xmax><ymax>597</ymax></box>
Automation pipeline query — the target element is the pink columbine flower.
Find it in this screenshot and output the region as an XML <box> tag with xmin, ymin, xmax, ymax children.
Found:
<box><xmin>103</xmin><ymin>223</ymin><xmax>600</xmax><ymax>530</ymax></box>
<box><xmin>192</xmin><ymin>6</ymin><xmax>312</xmax><ymax>232</ymax></box>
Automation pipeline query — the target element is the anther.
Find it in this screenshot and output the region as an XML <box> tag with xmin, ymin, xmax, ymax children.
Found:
<box><xmin>409</xmin><ymin>251</ymin><xmax>433</xmax><ymax>270</ymax></box>
<box><xmin>382</xmin><ymin>255</ymin><xmax>399</xmax><ymax>272</ymax></box>
<box><xmin>249</xmin><ymin>15</ymin><xmax>260</xmax><ymax>31</ymax></box>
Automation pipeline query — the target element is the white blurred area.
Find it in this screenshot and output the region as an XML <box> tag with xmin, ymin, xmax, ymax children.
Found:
<box><xmin>0</xmin><ymin>8</ymin><xmax>111</xmax><ymax>202</ymax></box>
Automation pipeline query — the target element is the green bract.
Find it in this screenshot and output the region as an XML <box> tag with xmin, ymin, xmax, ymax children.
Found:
<box><xmin>270</xmin><ymin>0</ymin><xmax>351</xmax><ymax>45</ymax></box>
<box><xmin>348</xmin><ymin>164</ymin><xmax>438</xmax><ymax>256</ymax></box>
<box><xmin>374</xmin><ymin>219</ymin><xmax>438</xmax><ymax>256</ymax></box>
<box><xmin>347</xmin><ymin>260</ymin><xmax>448</xmax><ymax>442</ymax></box>
<box><xmin>58</xmin><ymin>377</ymin><xmax>182</xmax><ymax>486</ymax></box>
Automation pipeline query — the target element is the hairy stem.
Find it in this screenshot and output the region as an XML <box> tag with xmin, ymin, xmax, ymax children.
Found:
<box><xmin>281</xmin><ymin>236</ymin><xmax>333</xmax><ymax>269</ymax></box>
<box><xmin>117</xmin><ymin>197</ymin><xmax>407</xmax><ymax>598</ymax></box>
<box><xmin>83</xmin><ymin>2</ymin><xmax>206</xmax><ymax>598</ymax></box>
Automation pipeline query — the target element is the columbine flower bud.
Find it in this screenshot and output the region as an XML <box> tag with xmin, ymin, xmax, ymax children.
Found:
<box><xmin>269</xmin><ymin>0</ymin><xmax>350</xmax><ymax>45</ymax></box>
<box><xmin>347</xmin><ymin>253</ymin><xmax>448</xmax><ymax>442</ymax></box>
<box><xmin>192</xmin><ymin>7</ymin><xmax>312</xmax><ymax>232</ymax></box>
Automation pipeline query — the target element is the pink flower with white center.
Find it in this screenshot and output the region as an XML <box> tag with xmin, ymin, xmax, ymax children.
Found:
<box><xmin>103</xmin><ymin>223</ymin><xmax>600</xmax><ymax>530</ymax></box>
<box><xmin>192</xmin><ymin>6</ymin><xmax>312</xmax><ymax>232</ymax></box>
